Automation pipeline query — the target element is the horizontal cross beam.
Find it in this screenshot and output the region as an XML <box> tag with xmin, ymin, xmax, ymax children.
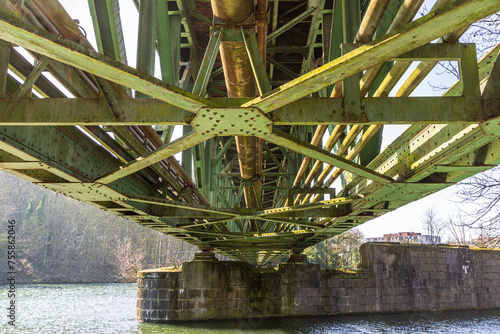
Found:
<box><xmin>0</xmin><ymin>98</ymin><xmax>194</xmax><ymax>125</ymax></box>
<box><xmin>0</xmin><ymin>97</ymin><xmax>490</xmax><ymax>125</ymax></box>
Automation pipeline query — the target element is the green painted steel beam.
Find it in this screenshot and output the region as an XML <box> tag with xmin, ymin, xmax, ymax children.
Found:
<box><xmin>482</xmin><ymin>47</ymin><xmax>500</xmax><ymax>104</ymax></box>
<box><xmin>1</xmin><ymin>0</ymin><xmax>499</xmax><ymax>266</ymax></box>
<box><xmin>2</xmin><ymin>56</ymin><xmax>50</xmax><ymax>117</ymax></box>
<box><xmin>136</xmin><ymin>0</ymin><xmax>156</xmax><ymax>98</ymax></box>
<box><xmin>189</xmin><ymin>26</ymin><xmax>223</xmax><ymax>199</ymax></box>
<box><xmin>213</xmin><ymin>137</ymin><xmax>235</xmax><ymax>165</ymax></box>
<box><xmin>269</xmin><ymin>97</ymin><xmax>486</xmax><ymax>125</ymax></box>
<box><xmin>243</xmin><ymin>29</ymin><xmax>271</xmax><ymax>95</ymax></box>
<box><xmin>0</xmin><ymin>10</ymin><xmax>215</xmax><ymax>112</ymax></box>
<box><xmin>358</xmin><ymin>0</ymin><xmax>405</xmax><ymax>167</ymax></box>
<box><xmin>0</xmin><ymin>98</ymin><xmax>193</xmax><ymax>125</ymax></box>
<box><xmin>267</xmin><ymin>6</ymin><xmax>316</xmax><ymax>42</ymax></box>
<box><xmin>88</xmin><ymin>0</ymin><xmax>127</xmax><ymax>63</ymax></box>
<box><xmin>266</xmin><ymin>57</ymin><xmax>298</xmax><ymax>79</ymax></box>
<box><xmin>256</xmin><ymin>196</ymin><xmax>356</xmax><ymax>217</ymax></box>
<box><xmin>192</xmin><ymin>28</ymin><xmax>222</xmax><ymax>97</ymax></box>
<box><xmin>108</xmin><ymin>126</ymin><xmax>194</xmax><ymax>203</ymax></box>
<box><xmin>258</xmin><ymin>217</ymin><xmax>324</xmax><ymax>229</ymax></box>
<box><xmin>126</xmin><ymin>193</ymin><xmax>238</xmax><ymax>217</ymax></box>
<box><xmin>0</xmin><ymin>40</ymin><xmax>11</xmax><ymax>97</ymax></box>
<box><xmin>0</xmin><ymin>125</ymin><xmax>158</xmax><ymax>199</ymax></box>
<box><xmin>203</xmin><ymin>137</ymin><xmax>212</xmax><ymax>199</ymax></box>
<box><xmin>322</xmin><ymin>0</ymin><xmax>343</xmax><ymax>95</ymax></box>
<box><xmin>1</xmin><ymin>95</ymin><xmax>486</xmax><ymax>125</ymax></box>
<box><xmin>8</xmin><ymin>49</ymin><xmax>64</xmax><ymax>99</ymax></box>
<box><xmin>175</xmin><ymin>0</ymin><xmax>201</xmax><ymax>61</ymax></box>
<box><xmin>242</xmin><ymin>0</ymin><xmax>500</xmax><ymax>112</ymax></box>
<box><xmin>169</xmin><ymin>14</ymin><xmax>182</xmax><ymax>85</ymax></box>
<box><xmin>263</xmin><ymin>129</ymin><xmax>393</xmax><ymax>184</ymax></box>
<box><xmin>96</xmin><ymin>131</ymin><xmax>208</xmax><ymax>184</ymax></box>
<box><xmin>156</xmin><ymin>0</ymin><xmax>175</xmax><ymax>85</ymax></box>
<box><xmin>301</xmin><ymin>1</ymin><xmax>323</xmax><ymax>74</ymax></box>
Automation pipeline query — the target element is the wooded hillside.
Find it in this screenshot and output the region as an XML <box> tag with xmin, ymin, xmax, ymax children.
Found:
<box><xmin>0</xmin><ymin>171</ymin><xmax>196</xmax><ymax>283</ymax></box>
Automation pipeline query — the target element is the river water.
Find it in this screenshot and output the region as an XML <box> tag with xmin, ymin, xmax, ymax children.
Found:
<box><xmin>1</xmin><ymin>283</ymin><xmax>499</xmax><ymax>333</ymax></box>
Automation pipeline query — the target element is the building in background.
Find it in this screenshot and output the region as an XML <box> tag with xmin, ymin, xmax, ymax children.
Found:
<box><xmin>471</xmin><ymin>237</ymin><xmax>500</xmax><ymax>249</ymax></box>
<box><xmin>366</xmin><ymin>232</ymin><xmax>441</xmax><ymax>245</ymax></box>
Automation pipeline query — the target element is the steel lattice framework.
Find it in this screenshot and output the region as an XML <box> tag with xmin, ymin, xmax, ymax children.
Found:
<box><xmin>0</xmin><ymin>0</ymin><xmax>500</xmax><ymax>265</ymax></box>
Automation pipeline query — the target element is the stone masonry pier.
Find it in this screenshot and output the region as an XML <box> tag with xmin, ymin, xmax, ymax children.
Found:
<box><xmin>137</xmin><ymin>243</ymin><xmax>500</xmax><ymax>322</ymax></box>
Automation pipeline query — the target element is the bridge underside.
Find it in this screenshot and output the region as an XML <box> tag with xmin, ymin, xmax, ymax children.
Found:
<box><xmin>0</xmin><ymin>0</ymin><xmax>500</xmax><ymax>266</ymax></box>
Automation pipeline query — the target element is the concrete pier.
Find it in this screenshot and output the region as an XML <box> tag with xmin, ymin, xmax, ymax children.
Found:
<box><xmin>137</xmin><ymin>243</ymin><xmax>500</xmax><ymax>323</ymax></box>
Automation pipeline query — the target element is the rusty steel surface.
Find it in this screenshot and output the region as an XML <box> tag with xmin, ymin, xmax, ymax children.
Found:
<box><xmin>0</xmin><ymin>0</ymin><xmax>500</xmax><ymax>265</ymax></box>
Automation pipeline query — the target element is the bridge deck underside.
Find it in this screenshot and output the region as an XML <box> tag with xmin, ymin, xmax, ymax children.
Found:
<box><xmin>0</xmin><ymin>0</ymin><xmax>499</xmax><ymax>265</ymax></box>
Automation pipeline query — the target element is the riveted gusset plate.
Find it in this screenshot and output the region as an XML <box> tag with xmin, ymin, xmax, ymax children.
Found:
<box><xmin>191</xmin><ymin>108</ymin><xmax>272</xmax><ymax>136</ymax></box>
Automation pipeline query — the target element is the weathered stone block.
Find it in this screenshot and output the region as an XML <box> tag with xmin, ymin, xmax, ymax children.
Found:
<box><xmin>158</xmin><ymin>289</ymin><xmax>167</xmax><ymax>299</ymax></box>
<box><xmin>187</xmin><ymin>289</ymin><xmax>202</xmax><ymax>299</ymax></box>
<box><xmin>328</xmin><ymin>279</ymin><xmax>340</xmax><ymax>288</ymax></box>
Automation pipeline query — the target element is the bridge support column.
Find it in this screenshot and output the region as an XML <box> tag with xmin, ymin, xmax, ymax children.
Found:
<box><xmin>286</xmin><ymin>247</ymin><xmax>308</xmax><ymax>263</ymax></box>
<box><xmin>137</xmin><ymin>244</ymin><xmax>500</xmax><ymax>323</ymax></box>
<box><xmin>136</xmin><ymin>248</ymin><xmax>324</xmax><ymax>323</ymax></box>
<box><xmin>137</xmin><ymin>250</ymin><xmax>254</xmax><ymax>322</ymax></box>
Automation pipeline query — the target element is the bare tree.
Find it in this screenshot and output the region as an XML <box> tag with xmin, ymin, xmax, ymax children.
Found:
<box><xmin>113</xmin><ymin>237</ymin><xmax>146</xmax><ymax>282</ymax></box>
<box><xmin>305</xmin><ymin>229</ymin><xmax>365</xmax><ymax>270</ymax></box>
<box><xmin>164</xmin><ymin>237</ymin><xmax>196</xmax><ymax>268</ymax></box>
<box><xmin>455</xmin><ymin>167</ymin><xmax>500</xmax><ymax>249</ymax></box>
<box><xmin>472</xmin><ymin>223</ymin><xmax>500</xmax><ymax>248</ymax></box>
<box><xmin>463</xmin><ymin>12</ymin><xmax>500</xmax><ymax>56</ymax></box>
<box><xmin>444</xmin><ymin>213</ymin><xmax>472</xmax><ymax>245</ymax></box>
<box><xmin>426</xmin><ymin>11</ymin><xmax>500</xmax><ymax>91</ymax></box>
<box><xmin>421</xmin><ymin>208</ymin><xmax>445</xmax><ymax>245</ymax></box>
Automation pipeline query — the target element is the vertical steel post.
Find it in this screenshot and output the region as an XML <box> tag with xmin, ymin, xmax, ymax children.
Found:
<box><xmin>156</xmin><ymin>0</ymin><xmax>175</xmax><ymax>85</ymax></box>
<box><xmin>0</xmin><ymin>41</ymin><xmax>11</xmax><ymax>97</ymax></box>
<box><xmin>169</xmin><ymin>14</ymin><xmax>181</xmax><ymax>86</ymax></box>
<box><xmin>88</xmin><ymin>0</ymin><xmax>127</xmax><ymax>63</ymax></box>
<box><xmin>136</xmin><ymin>0</ymin><xmax>156</xmax><ymax>98</ymax></box>
<box><xmin>191</xmin><ymin>27</ymin><xmax>222</xmax><ymax>196</ymax></box>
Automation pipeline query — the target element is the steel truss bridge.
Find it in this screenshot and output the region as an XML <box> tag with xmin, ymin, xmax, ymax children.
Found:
<box><xmin>0</xmin><ymin>0</ymin><xmax>499</xmax><ymax>265</ymax></box>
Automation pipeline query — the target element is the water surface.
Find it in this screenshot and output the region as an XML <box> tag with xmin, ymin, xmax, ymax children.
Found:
<box><xmin>1</xmin><ymin>284</ymin><xmax>499</xmax><ymax>333</ymax></box>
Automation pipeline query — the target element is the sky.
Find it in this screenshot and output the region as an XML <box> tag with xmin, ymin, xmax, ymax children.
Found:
<box><xmin>11</xmin><ymin>0</ymin><xmax>490</xmax><ymax>240</ymax></box>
